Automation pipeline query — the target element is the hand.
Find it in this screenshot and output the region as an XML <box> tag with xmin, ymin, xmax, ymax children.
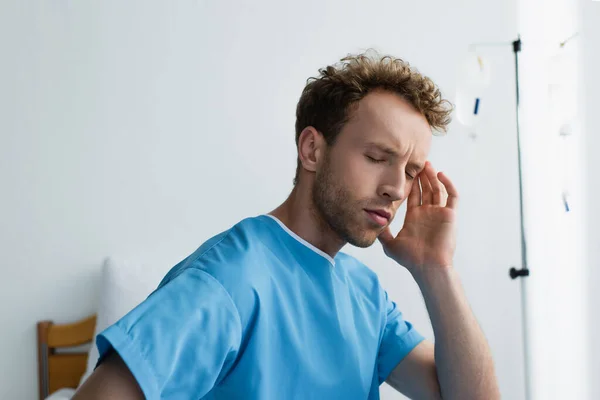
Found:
<box><xmin>378</xmin><ymin>161</ymin><xmax>458</xmax><ymax>275</ymax></box>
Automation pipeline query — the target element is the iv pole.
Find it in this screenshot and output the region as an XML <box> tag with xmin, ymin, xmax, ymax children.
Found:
<box><xmin>506</xmin><ymin>36</ymin><xmax>533</xmax><ymax>400</ymax></box>
<box><xmin>471</xmin><ymin>31</ymin><xmax>579</xmax><ymax>400</ymax></box>
<box><xmin>468</xmin><ymin>35</ymin><xmax>532</xmax><ymax>400</ymax></box>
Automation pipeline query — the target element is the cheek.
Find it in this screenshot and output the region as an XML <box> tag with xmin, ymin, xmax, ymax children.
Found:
<box><xmin>342</xmin><ymin>160</ymin><xmax>381</xmax><ymax>195</ymax></box>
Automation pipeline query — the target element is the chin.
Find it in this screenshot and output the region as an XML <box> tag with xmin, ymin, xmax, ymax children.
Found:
<box><xmin>346</xmin><ymin>231</ymin><xmax>379</xmax><ymax>248</ymax></box>
<box><xmin>348</xmin><ymin>237</ymin><xmax>377</xmax><ymax>248</ymax></box>
<box><xmin>338</xmin><ymin>218</ymin><xmax>381</xmax><ymax>248</ymax></box>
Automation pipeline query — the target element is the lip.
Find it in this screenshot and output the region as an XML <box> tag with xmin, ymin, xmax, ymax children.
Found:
<box><xmin>364</xmin><ymin>209</ymin><xmax>392</xmax><ymax>226</ymax></box>
<box><xmin>365</xmin><ymin>208</ymin><xmax>392</xmax><ymax>221</ymax></box>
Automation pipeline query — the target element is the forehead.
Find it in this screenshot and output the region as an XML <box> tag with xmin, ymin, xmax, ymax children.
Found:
<box><xmin>342</xmin><ymin>90</ymin><xmax>432</xmax><ymax>157</ymax></box>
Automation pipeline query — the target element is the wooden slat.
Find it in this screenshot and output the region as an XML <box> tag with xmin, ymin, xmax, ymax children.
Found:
<box><xmin>47</xmin><ymin>315</ymin><xmax>97</xmax><ymax>348</ymax></box>
<box><xmin>37</xmin><ymin>321</ymin><xmax>52</xmax><ymax>400</ymax></box>
<box><xmin>47</xmin><ymin>353</ymin><xmax>88</xmax><ymax>395</ymax></box>
<box><xmin>37</xmin><ymin>315</ymin><xmax>97</xmax><ymax>399</ymax></box>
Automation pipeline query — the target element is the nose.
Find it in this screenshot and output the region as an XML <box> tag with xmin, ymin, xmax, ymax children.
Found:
<box><xmin>377</xmin><ymin>171</ymin><xmax>407</xmax><ymax>203</ymax></box>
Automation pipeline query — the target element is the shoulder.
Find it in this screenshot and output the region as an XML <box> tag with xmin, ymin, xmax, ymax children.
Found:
<box><xmin>162</xmin><ymin>216</ymin><xmax>267</xmax><ymax>279</ymax></box>
<box><xmin>156</xmin><ymin>215</ymin><xmax>272</xmax><ymax>317</ymax></box>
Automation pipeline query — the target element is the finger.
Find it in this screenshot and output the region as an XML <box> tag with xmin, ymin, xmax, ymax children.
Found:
<box><xmin>439</xmin><ymin>177</ymin><xmax>449</xmax><ymax>206</ymax></box>
<box><xmin>438</xmin><ymin>172</ymin><xmax>459</xmax><ymax>209</ymax></box>
<box><xmin>425</xmin><ymin>163</ymin><xmax>445</xmax><ymax>206</ymax></box>
<box><xmin>436</xmin><ymin>167</ymin><xmax>449</xmax><ymax>200</ymax></box>
<box><xmin>406</xmin><ymin>177</ymin><xmax>421</xmax><ymax>209</ymax></box>
<box><xmin>419</xmin><ymin>166</ymin><xmax>433</xmax><ymax>206</ymax></box>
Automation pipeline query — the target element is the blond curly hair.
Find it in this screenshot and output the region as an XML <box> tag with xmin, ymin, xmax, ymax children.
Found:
<box><xmin>294</xmin><ymin>50</ymin><xmax>453</xmax><ymax>185</ymax></box>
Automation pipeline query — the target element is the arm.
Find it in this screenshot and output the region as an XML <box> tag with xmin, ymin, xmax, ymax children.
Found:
<box><xmin>73</xmin><ymin>351</ymin><xmax>144</xmax><ymax>400</ymax></box>
<box><xmin>72</xmin><ymin>267</ymin><xmax>242</xmax><ymax>399</ymax></box>
<box><xmin>386</xmin><ymin>340</ymin><xmax>441</xmax><ymax>400</ymax></box>
<box><xmin>386</xmin><ymin>267</ymin><xmax>500</xmax><ymax>399</ymax></box>
<box><xmin>378</xmin><ymin>161</ymin><xmax>500</xmax><ymax>399</ymax></box>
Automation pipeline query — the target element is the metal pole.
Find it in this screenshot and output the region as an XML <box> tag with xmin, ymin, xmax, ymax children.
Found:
<box><xmin>510</xmin><ymin>35</ymin><xmax>532</xmax><ymax>400</ymax></box>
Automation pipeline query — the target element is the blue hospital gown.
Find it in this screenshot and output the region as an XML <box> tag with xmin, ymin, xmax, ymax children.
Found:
<box><xmin>96</xmin><ymin>214</ymin><xmax>424</xmax><ymax>399</ymax></box>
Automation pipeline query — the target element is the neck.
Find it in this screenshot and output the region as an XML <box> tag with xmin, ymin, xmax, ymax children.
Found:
<box><xmin>269</xmin><ymin>184</ymin><xmax>346</xmax><ymax>258</ymax></box>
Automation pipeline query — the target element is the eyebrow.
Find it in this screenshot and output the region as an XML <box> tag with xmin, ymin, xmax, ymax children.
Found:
<box><xmin>365</xmin><ymin>141</ymin><xmax>424</xmax><ymax>171</ymax></box>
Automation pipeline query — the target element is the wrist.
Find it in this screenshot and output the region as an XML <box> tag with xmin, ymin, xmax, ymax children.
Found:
<box><xmin>410</xmin><ymin>264</ymin><xmax>455</xmax><ymax>287</ymax></box>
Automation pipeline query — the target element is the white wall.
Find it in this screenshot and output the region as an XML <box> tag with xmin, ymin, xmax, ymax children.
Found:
<box><xmin>517</xmin><ymin>0</ymin><xmax>589</xmax><ymax>395</ymax></box>
<box><xmin>517</xmin><ymin>0</ymin><xmax>600</xmax><ymax>398</ymax></box>
<box><xmin>0</xmin><ymin>1</ymin><xmax>526</xmax><ymax>399</ymax></box>
<box><xmin>582</xmin><ymin>1</ymin><xmax>600</xmax><ymax>399</ymax></box>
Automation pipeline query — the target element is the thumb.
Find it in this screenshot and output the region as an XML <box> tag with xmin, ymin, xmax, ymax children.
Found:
<box><xmin>377</xmin><ymin>226</ymin><xmax>395</xmax><ymax>246</ymax></box>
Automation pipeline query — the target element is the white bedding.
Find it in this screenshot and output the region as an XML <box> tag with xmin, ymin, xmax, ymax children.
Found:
<box><xmin>42</xmin><ymin>257</ymin><xmax>167</xmax><ymax>400</ymax></box>
<box><xmin>45</xmin><ymin>388</ymin><xmax>75</xmax><ymax>400</ymax></box>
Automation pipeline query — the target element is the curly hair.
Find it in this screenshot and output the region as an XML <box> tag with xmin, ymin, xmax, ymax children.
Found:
<box><xmin>293</xmin><ymin>50</ymin><xmax>453</xmax><ymax>185</ymax></box>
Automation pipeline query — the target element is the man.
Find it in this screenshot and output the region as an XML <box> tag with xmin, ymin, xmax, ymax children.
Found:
<box><xmin>74</xmin><ymin>52</ymin><xmax>500</xmax><ymax>399</ymax></box>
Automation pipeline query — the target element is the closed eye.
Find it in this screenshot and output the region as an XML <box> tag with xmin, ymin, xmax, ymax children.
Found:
<box><xmin>366</xmin><ymin>155</ymin><xmax>386</xmax><ymax>164</ymax></box>
<box><xmin>367</xmin><ymin>155</ymin><xmax>416</xmax><ymax>179</ymax></box>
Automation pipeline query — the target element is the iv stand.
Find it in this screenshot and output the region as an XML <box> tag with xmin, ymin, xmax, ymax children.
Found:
<box><xmin>470</xmin><ymin>35</ymin><xmax>532</xmax><ymax>400</ymax></box>
<box><xmin>507</xmin><ymin>36</ymin><xmax>532</xmax><ymax>400</ymax></box>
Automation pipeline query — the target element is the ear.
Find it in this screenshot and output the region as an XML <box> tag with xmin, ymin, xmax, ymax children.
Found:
<box><xmin>297</xmin><ymin>126</ymin><xmax>325</xmax><ymax>175</ymax></box>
